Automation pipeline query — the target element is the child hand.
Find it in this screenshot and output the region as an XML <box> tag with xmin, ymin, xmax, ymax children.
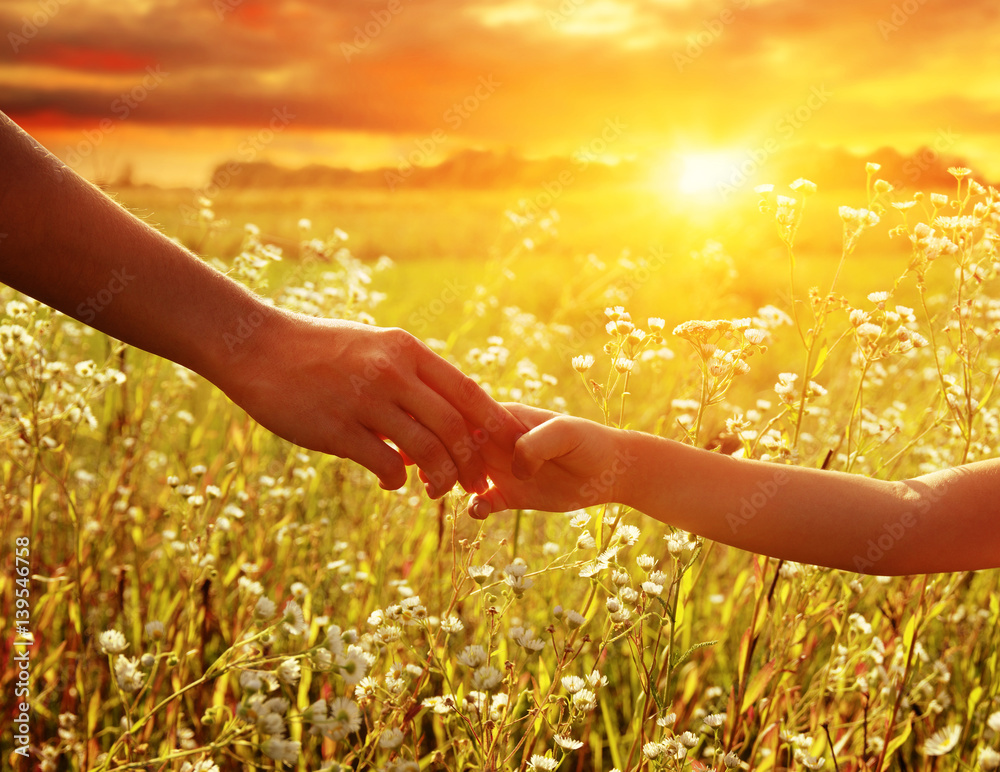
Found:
<box><xmin>467</xmin><ymin>403</ymin><xmax>632</xmax><ymax>519</ymax></box>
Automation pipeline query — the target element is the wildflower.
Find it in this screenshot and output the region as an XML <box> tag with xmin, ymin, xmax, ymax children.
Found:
<box><xmin>572</xmin><ymin>689</ymin><xmax>597</xmax><ymax>712</ymax></box>
<box><xmin>555</xmin><ymin>734</ymin><xmax>584</xmax><ymax>750</ymax></box>
<box><xmin>114</xmin><ymin>655</ymin><xmax>144</xmax><ymax>693</ymax></box>
<box><xmin>647</xmin><ymin>317</ymin><xmax>666</xmax><ymax>331</ymax></box>
<box><xmin>572</xmin><ymin>354</ymin><xmax>595</xmax><ymax>373</ymax></box>
<box><xmin>457</xmin><ymin>645</ymin><xmax>488</xmax><ymax>668</ymax></box>
<box><xmin>987</xmin><ymin>711</ymin><xmax>1000</xmax><ymax>732</ymax></box>
<box><xmin>636</xmin><ymin>554</ymin><xmax>656</xmax><ymax>571</ymax></box>
<box><xmin>948</xmin><ymin>166</ymin><xmax>972</xmax><ymax>179</ymax></box>
<box><xmin>857</xmin><ymin>322</ymin><xmax>881</xmax><ymax>339</ymax></box>
<box><xmin>261</xmin><ymin>737</ymin><xmax>300</xmax><ymax>763</ymax></box>
<box><xmin>422</xmin><ymin>695</ymin><xmax>455</xmax><ymax>714</ymax></box>
<box><xmin>796</xmin><ymin>752</ymin><xmax>825</xmax><ymax>770</ymax></box>
<box><xmin>75</xmin><ymin>360</ymin><xmax>96</xmax><ymax>378</ymax></box>
<box><xmin>99</xmin><ymin>630</ymin><xmax>128</xmax><ymax>655</ymax></box>
<box><xmin>379</xmin><ymin>728</ymin><xmax>405</xmax><ymax>750</ymax></box>
<box><xmin>472</xmin><ymin>665</ymin><xmax>503</xmax><ymax>690</ymax></box>
<box><xmin>657</xmin><ymin>711</ymin><xmax>677</xmax><ymax>727</ymax></box>
<box><xmin>704</xmin><ymin>712</ymin><xmax>727</xmax><ymax>728</ymax></box>
<box><xmin>643</xmin><ymin>741</ymin><xmax>664</xmax><ymax>760</ymax></box>
<box><xmin>322</xmin><ymin>697</ymin><xmax>362</xmax><ymax>741</ymax></box>
<box><xmin>440</xmin><ymin>615</ymin><xmax>464</xmax><ymax>634</ymax></box>
<box><xmin>277</xmin><ymin>658</ymin><xmax>301</xmax><ymax>685</ymax></box>
<box><xmin>565</xmin><ymin>609</ymin><xmax>586</xmax><ymax>628</ymax></box>
<box><xmin>617</xmin><ymin>524</ymin><xmax>641</xmax><ymax>545</ymax></box>
<box><xmin>586</xmin><ymin>670</ymin><xmax>609</xmax><ymax>689</ymax></box>
<box><xmin>724</xmin><ymin>751</ymin><xmax>741</xmax><ymax>768</ymax></box>
<box><xmin>641</xmin><ymin>581</ymin><xmax>664</xmax><ymax>596</ymax></box>
<box><xmin>789</xmin><ymin>178</ymin><xmax>817</xmax><ymax>195</ymax></box>
<box><xmin>504</xmin><ymin>563</ymin><xmax>534</xmax><ymax>595</ymax></box>
<box><xmin>257</xmin><ymin>710</ymin><xmax>285</xmax><ymax>736</ymax></box>
<box><xmin>613</xmin><ymin>356</ymin><xmax>635</xmax><ymax>374</ymax></box>
<box><xmin>511</xmin><ymin>626</ymin><xmax>546</xmax><ymax>652</ymax></box>
<box><xmin>923</xmin><ymin>725</ymin><xmax>961</xmax><ymax>756</ymax></box>
<box><xmin>561</xmin><ymin>675</ymin><xmax>586</xmax><ymax>694</ymax></box>
<box><xmin>325</xmin><ymin>625</ymin><xmax>345</xmax><ymax>657</ymax></box>
<box><xmin>282</xmin><ymin>601</ymin><xmax>306</xmax><ymax>636</ymax></box>
<box><xmin>490</xmin><ymin>692</ymin><xmax>508</xmax><ymax>720</ymax></box>
<box><xmin>867</xmin><ymin>290</ymin><xmax>889</xmax><ymax>306</ymax></box>
<box><xmin>354</xmin><ymin>676</ymin><xmax>378</xmax><ymax>700</ymax></box>
<box><xmin>180</xmin><ymin>761</ymin><xmax>219</xmax><ymax>772</ymax></box>
<box><xmin>930</xmin><ymin>192</ymin><xmax>949</xmax><ymax>207</ymax></box>
<box><xmin>678</xmin><ymin>731</ymin><xmax>699</xmax><ymax>748</ymax></box>
<box><xmin>980</xmin><ymin>747</ymin><xmax>1000</xmax><ymax>771</ymax></box>
<box><xmin>528</xmin><ymin>755</ymin><xmax>559</xmax><ymax>771</ymax></box>
<box><xmin>866</xmin><ymin>162</ymin><xmax>881</xmax><ymax>173</ymax></box>
<box><xmin>754</xmin><ymin>183</ymin><xmax>774</xmax><ymax>194</ymax></box>
<box><xmin>337</xmin><ymin>647</ymin><xmax>369</xmax><ymax>686</ymax></box>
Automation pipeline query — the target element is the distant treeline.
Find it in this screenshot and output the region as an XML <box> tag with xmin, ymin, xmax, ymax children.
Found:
<box><xmin>203</xmin><ymin>142</ymin><xmax>980</xmax><ymax>193</ymax></box>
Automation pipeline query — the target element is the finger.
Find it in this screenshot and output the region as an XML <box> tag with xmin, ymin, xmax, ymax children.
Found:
<box><xmin>468</xmin><ymin>487</ymin><xmax>510</xmax><ymax>519</ymax></box>
<box><xmin>418</xmin><ymin>355</ymin><xmax>527</xmax><ymax>451</ymax></box>
<box><xmin>343</xmin><ymin>427</ymin><xmax>409</xmax><ymax>490</ymax></box>
<box><xmin>371</xmin><ymin>406</ymin><xmax>459</xmax><ymax>497</ymax></box>
<box><xmin>499</xmin><ymin>402</ymin><xmax>564</xmax><ymax>428</ymax></box>
<box><xmin>397</xmin><ymin>384</ymin><xmax>490</xmax><ymax>494</ymax></box>
<box><xmin>512</xmin><ymin>416</ymin><xmax>585</xmax><ymax>480</ymax></box>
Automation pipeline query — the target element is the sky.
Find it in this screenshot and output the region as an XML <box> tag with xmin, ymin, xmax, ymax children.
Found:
<box><xmin>2</xmin><ymin>0</ymin><xmax>998</xmax><ymax>188</ymax></box>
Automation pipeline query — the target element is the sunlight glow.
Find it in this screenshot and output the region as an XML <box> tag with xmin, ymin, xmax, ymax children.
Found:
<box><xmin>677</xmin><ymin>151</ymin><xmax>737</xmax><ymax>195</ymax></box>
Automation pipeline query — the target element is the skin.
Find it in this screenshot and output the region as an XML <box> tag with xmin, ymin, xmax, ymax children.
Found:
<box><xmin>0</xmin><ymin>111</ymin><xmax>524</xmax><ymax>495</ymax></box>
<box><xmin>471</xmin><ymin>404</ymin><xmax>1000</xmax><ymax>575</ymax></box>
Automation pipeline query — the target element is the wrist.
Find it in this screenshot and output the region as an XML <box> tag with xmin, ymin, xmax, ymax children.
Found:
<box><xmin>201</xmin><ymin>295</ymin><xmax>296</xmax><ymax>403</ymax></box>
<box><xmin>612</xmin><ymin>429</ymin><xmax>665</xmax><ymax>513</ymax></box>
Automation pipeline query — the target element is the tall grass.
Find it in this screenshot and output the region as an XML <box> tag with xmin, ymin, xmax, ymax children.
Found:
<box><xmin>3</xmin><ymin>167</ymin><xmax>1000</xmax><ymax>772</ymax></box>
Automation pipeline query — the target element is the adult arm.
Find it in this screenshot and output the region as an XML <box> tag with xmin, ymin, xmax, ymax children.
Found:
<box><xmin>0</xmin><ymin>111</ymin><xmax>522</xmax><ymax>494</ymax></box>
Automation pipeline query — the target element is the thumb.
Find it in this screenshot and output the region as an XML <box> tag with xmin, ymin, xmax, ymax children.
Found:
<box><xmin>511</xmin><ymin>416</ymin><xmax>583</xmax><ymax>480</ymax></box>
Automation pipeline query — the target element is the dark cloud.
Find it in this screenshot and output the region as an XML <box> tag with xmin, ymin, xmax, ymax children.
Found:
<box><xmin>2</xmin><ymin>0</ymin><xmax>997</xmax><ymax>159</ymax></box>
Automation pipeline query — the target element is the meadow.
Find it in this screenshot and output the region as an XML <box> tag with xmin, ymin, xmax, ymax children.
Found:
<box><xmin>3</xmin><ymin>166</ymin><xmax>1000</xmax><ymax>772</ymax></box>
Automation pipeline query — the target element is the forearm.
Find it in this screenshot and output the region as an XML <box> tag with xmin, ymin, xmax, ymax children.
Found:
<box><xmin>0</xmin><ymin>111</ymin><xmax>279</xmax><ymax>391</ymax></box>
<box><xmin>620</xmin><ymin>431</ymin><xmax>1000</xmax><ymax>574</ymax></box>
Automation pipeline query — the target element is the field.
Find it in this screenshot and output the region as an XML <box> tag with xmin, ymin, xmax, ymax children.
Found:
<box><xmin>3</xmin><ymin>168</ymin><xmax>1000</xmax><ymax>772</ymax></box>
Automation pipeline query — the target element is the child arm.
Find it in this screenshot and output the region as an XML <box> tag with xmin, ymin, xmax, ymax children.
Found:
<box><xmin>473</xmin><ymin>405</ymin><xmax>1000</xmax><ymax>575</ymax></box>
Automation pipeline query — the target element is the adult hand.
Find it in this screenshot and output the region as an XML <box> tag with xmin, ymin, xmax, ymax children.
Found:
<box><xmin>219</xmin><ymin>312</ymin><xmax>525</xmax><ymax>496</ymax></box>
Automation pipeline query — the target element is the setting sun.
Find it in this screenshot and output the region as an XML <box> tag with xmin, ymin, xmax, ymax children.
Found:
<box><xmin>677</xmin><ymin>151</ymin><xmax>738</xmax><ymax>195</ymax></box>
